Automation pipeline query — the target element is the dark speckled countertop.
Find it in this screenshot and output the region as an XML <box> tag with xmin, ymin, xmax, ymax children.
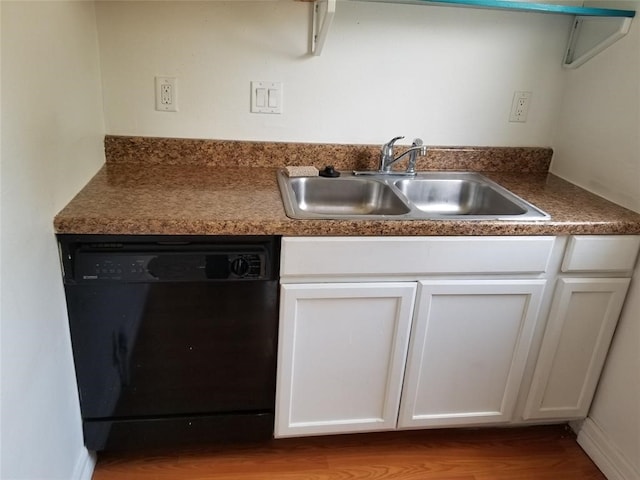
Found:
<box><xmin>53</xmin><ymin>136</ymin><xmax>640</xmax><ymax>236</ymax></box>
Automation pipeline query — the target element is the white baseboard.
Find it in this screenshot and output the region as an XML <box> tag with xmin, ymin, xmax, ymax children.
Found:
<box><xmin>72</xmin><ymin>448</ymin><xmax>96</xmax><ymax>480</ymax></box>
<box><xmin>578</xmin><ymin>418</ymin><xmax>640</xmax><ymax>480</ymax></box>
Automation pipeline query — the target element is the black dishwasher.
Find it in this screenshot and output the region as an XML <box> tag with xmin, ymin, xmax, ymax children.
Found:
<box><xmin>58</xmin><ymin>235</ymin><xmax>280</xmax><ymax>451</ymax></box>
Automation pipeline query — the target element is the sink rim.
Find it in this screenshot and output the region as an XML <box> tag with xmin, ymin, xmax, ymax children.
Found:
<box><xmin>277</xmin><ymin>169</ymin><xmax>551</xmax><ymax>221</ymax></box>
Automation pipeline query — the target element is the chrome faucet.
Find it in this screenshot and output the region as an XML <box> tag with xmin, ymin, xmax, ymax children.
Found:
<box><xmin>379</xmin><ymin>136</ymin><xmax>427</xmax><ymax>175</ymax></box>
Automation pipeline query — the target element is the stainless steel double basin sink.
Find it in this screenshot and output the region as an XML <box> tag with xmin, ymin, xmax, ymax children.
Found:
<box><xmin>277</xmin><ymin>170</ymin><xmax>550</xmax><ymax>221</ymax></box>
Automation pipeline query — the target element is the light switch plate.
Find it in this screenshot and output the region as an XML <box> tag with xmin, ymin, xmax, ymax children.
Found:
<box><xmin>251</xmin><ymin>81</ymin><xmax>282</xmax><ymax>114</ymax></box>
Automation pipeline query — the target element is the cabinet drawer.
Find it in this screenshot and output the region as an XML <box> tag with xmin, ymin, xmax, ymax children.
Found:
<box><xmin>281</xmin><ymin>237</ymin><xmax>555</xmax><ymax>278</ymax></box>
<box><xmin>562</xmin><ymin>235</ymin><xmax>640</xmax><ymax>273</ymax></box>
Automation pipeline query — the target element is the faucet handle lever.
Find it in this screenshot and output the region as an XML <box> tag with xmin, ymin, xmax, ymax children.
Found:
<box><xmin>380</xmin><ymin>136</ymin><xmax>404</xmax><ymax>173</ymax></box>
<box><xmin>383</xmin><ymin>136</ymin><xmax>405</xmax><ymax>150</ymax></box>
<box><xmin>381</xmin><ymin>136</ymin><xmax>405</xmax><ymax>164</ymax></box>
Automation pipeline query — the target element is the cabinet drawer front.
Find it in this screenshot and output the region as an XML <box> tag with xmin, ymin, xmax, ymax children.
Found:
<box><xmin>281</xmin><ymin>237</ymin><xmax>555</xmax><ymax>278</ymax></box>
<box><xmin>562</xmin><ymin>235</ymin><xmax>640</xmax><ymax>273</ymax></box>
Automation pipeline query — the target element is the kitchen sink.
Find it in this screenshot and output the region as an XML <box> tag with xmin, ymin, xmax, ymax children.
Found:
<box><xmin>285</xmin><ymin>176</ymin><xmax>410</xmax><ymax>216</ymax></box>
<box><xmin>277</xmin><ymin>170</ymin><xmax>550</xmax><ymax>221</ymax></box>
<box><xmin>394</xmin><ymin>175</ymin><xmax>527</xmax><ymax>215</ymax></box>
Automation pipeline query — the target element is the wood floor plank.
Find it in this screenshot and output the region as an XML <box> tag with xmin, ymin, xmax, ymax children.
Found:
<box><xmin>93</xmin><ymin>425</ymin><xmax>605</xmax><ymax>480</ymax></box>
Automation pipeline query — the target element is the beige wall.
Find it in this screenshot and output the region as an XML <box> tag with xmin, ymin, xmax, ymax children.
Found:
<box><xmin>551</xmin><ymin>15</ymin><xmax>640</xmax><ymax>480</ymax></box>
<box><xmin>95</xmin><ymin>0</ymin><xmax>571</xmax><ymax>146</ymax></box>
<box><xmin>0</xmin><ymin>2</ymin><xmax>105</xmax><ymax>478</ymax></box>
<box><xmin>586</xmin><ymin>266</ymin><xmax>640</xmax><ymax>479</ymax></box>
<box><xmin>551</xmin><ymin>18</ymin><xmax>640</xmax><ymax>213</ymax></box>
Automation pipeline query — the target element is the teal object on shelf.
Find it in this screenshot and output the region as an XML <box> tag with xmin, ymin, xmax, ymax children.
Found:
<box><xmin>388</xmin><ymin>0</ymin><xmax>636</xmax><ymax>17</ymax></box>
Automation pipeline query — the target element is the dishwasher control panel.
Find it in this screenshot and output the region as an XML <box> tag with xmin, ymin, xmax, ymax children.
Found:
<box><xmin>74</xmin><ymin>251</ymin><xmax>267</xmax><ymax>282</ymax></box>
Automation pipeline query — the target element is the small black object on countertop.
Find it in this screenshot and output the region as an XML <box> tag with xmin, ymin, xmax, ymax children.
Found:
<box><xmin>319</xmin><ymin>165</ymin><xmax>340</xmax><ymax>178</ymax></box>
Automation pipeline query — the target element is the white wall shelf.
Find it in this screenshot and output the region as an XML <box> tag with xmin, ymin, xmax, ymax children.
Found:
<box><xmin>310</xmin><ymin>0</ymin><xmax>636</xmax><ymax>67</ymax></box>
<box><xmin>312</xmin><ymin>0</ymin><xmax>336</xmax><ymax>55</ymax></box>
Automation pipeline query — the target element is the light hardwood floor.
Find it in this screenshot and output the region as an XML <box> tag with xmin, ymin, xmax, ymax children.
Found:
<box><xmin>93</xmin><ymin>425</ymin><xmax>605</xmax><ymax>480</ymax></box>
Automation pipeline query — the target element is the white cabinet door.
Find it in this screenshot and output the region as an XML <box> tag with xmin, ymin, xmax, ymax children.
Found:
<box><xmin>275</xmin><ymin>282</ymin><xmax>416</xmax><ymax>438</ymax></box>
<box><xmin>524</xmin><ymin>278</ymin><xmax>630</xmax><ymax>420</ymax></box>
<box><xmin>398</xmin><ymin>280</ymin><xmax>545</xmax><ymax>429</ymax></box>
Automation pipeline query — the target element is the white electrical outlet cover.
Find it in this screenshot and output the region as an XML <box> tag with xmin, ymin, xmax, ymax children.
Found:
<box><xmin>509</xmin><ymin>91</ymin><xmax>531</xmax><ymax>123</ymax></box>
<box><xmin>155</xmin><ymin>76</ymin><xmax>178</xmax><ymax>112</ymax></box>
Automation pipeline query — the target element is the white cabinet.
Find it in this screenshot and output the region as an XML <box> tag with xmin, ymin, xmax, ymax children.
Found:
<box><xmin>399</xmin><ymin>280</ymin><xmax>545</xmax><ymax>428</ymax></box>
<box><xmin>275</xmin><ymin>282</ymin><xmax>416</xmax><ymax>438</ymax></box>
<box><xmin>277</xmin><ymin>236</ymin><xmax>554</xmax><ymax>438</ymax></box>
<box><xmin>276</xmin><ymin>235</ymin><xmax>639</xmax><ymax>438</ymax></box>
<box><xmin>524</xmin><ymin>235</ymin><xmax>639</xmax><ymax>421</ymax></box>
<box><xmin>524</xmin><ymin>278</ymin><xmax>631</xmax><ymax>420</ymax></box>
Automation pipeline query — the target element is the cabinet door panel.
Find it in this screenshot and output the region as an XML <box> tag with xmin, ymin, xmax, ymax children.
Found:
<box><xmin>398</xmin><ymin>280</ymin><xmax>545</xmax><ymax>428</ymax></box>
<box><xmin>524</xmin><ymin>278</ymin><xmax>630</xmax><ymax>420</ymax></box>
<box><xmin>275</xmin><ymin>283</ymin><xmax>416</xmax><ymax>438</ymax></box>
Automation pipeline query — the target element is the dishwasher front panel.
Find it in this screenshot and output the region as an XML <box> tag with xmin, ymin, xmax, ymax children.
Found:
<box><xmin>66</xmin><ymin>280</ymin><xmax>278</xmax><ymax>419</ymax></box>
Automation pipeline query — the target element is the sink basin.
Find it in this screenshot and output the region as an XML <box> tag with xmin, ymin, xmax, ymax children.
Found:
<box><xmin>394</xmin><ymin>177</ymin><xmax>526</xmax><ymax>215</ymax></box>
<box><xmin>277</xmin><ymin>170</ymin><xmax>550</xmax><ymax>221</ymax></box>
<box><xmin>284</xmin><ymin>176</ymin><xmax>410</xmax><ymax>217</ymax></box>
